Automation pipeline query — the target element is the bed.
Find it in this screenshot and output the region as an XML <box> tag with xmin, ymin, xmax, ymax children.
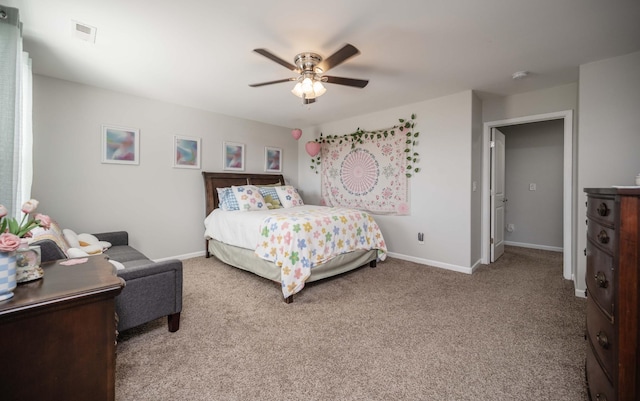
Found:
<box><xmin>202</xmin><ymin>172</ymin><xmax>387</xmax><ymax>302</ymax></box>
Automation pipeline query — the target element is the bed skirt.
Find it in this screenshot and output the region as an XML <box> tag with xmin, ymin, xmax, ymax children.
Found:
<box><xmin>208</xmin><ymin>239</ymin><xmax>377</xmax><ymax>283</ymax></box>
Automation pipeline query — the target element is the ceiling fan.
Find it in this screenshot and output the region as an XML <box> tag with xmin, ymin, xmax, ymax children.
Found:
<box><xmin>249</xmin><ymin>43</ymin><xmax>369</xmax><ymax>104</ymax></box>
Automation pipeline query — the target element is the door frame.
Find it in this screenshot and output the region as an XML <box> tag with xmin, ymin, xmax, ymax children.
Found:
<box><xmin>481</xmin><ymin>110</ymin><xmax>574</xmax><ymax>280</ymax></box>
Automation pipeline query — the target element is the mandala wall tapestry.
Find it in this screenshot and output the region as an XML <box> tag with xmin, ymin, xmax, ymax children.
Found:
<box><xmin>320</xmin><ymin>120</ymin><xmax>417</xmax><ymax>215</ymax></box>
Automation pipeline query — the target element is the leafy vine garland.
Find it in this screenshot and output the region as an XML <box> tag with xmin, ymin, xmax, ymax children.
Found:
<box><xmin>309</xmin><ymin>113</ymin><xmax>420</xmax><ymax>177</ymax></box>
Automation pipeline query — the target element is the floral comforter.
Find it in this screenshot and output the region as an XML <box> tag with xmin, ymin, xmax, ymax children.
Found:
<box><xmin>254</xmin><ymin>206</ymin><xmax>387</xmax><ymax>298</ymax></box>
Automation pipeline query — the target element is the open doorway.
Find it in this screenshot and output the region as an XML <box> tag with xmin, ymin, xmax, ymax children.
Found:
<box><xmin>481</xmin><ymin>110</ymin><xmax>574</xmax><ymax>280</ymax></box>
<box><xmin>500</xmin><ymin>121</ymin><xmax>564</xmax><ymax>252</ymax></box>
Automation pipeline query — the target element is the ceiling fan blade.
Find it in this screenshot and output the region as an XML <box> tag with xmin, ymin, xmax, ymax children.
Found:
<box><xmin>324</xmin><ymin>76</ymin><xmax>369</xmax><ymax>88</ymax></box>
<box><xmin>316</xmin><ymin>44</ymin><xmax>360</xmax><ymax>73</ymax></box>
<box><xmin>249</xmin><ymin>78</ymin><xmax>296</xmax><ymax>87</ymax></box>
<box><xmin>253</xmin><ymin>48</ymin><xmax>297</xmax><ymax>71</ymax></box>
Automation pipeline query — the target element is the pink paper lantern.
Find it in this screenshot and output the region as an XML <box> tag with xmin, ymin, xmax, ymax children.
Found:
<box><xmin>291</xmin><ymin>128</ymin><xmax>302</xmax><ymax>140</ymax></box>
<box><xmin>305</xmin><ymin>141</ymin><xmax>321</xmax><ymax>157</ymax></box>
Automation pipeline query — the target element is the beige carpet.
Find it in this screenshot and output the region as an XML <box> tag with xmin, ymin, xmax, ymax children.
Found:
<box><xmin>115</xmin><ymin>246</ymin><xmax>587</xmax><ymax>401</ymax></box>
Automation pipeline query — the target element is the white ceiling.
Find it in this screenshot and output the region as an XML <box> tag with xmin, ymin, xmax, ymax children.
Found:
<box><xmin>7</xmin><ymin>0</ymin><xmax>640</xmax><ymax>128</ymax></box>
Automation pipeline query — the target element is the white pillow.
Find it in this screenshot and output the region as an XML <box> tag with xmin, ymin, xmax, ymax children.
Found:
<box><xmin>231</xmin><ymin>185</ymin><xmax>268</xmax><ymax>211</ymax></box>
<box><xmin>275</xmin><ymin>186</ymin><xmax>304</xmax><ymax>208</ymax></box>
<box><xmin>67</xmin><ymin>247</ymin><xmax>90</xmax><ymax>258</ymax></box>
<box><xmin>108</xmin><ymin>260</ymin><xmax>125</xmax><ymax>270</ymax></box>
<box><xmin>63</xmin><ymin>229</ymin><xmax>107</xmax><ymax>254</ymax></box>
<box><xmin>77</xmin><ymin>233</ymin><xmax>111</xmax><ymax>250</ymax></box>
<box><xmin>63</xmin><ymin>229</ymin><xmax>80</xmax><ymax>248</ymax></box>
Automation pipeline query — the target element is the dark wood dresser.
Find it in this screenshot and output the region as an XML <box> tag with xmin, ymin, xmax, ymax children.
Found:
<box><xmin>584</xmin><ymin>188</ymin><xmax>640</xmax><ymax>401</ymax></box>
<box><xmin>0</xmin><ymin>255</ymin><xmax>124</xmax><ymax>401</ymax></box>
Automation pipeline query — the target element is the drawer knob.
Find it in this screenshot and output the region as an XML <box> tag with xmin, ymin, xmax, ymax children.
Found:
<box><xmin>596</xmin><ymin>331</ymin><xmax>610</xmax><ymax>349</ymax></box>
<box><xmin>595</xmin><ymin>393</ymin><xmax>608</xmax><ymax>401</ymax></box>
<box><xmin>594</xmin><ymin>271</ymin><xmax>608</xmax><ymax>288</ymax></box>
<box><xmin>597</xmin><ymin>230</ymin><xmax>609</xmax><ymax>244</ymax></box>
<box><xmin>596</xmin><ymin>203</ymin><xmax>609</xmax><ymax>217</ymax></box>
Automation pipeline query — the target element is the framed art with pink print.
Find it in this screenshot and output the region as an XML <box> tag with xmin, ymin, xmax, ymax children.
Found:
<box><xmin>264</xmin><ymin>147</ymin><xmax>282</xmax><ymax>173</ymax></box>
<box><xmin>223</xmin><ymin>141</ymin><xmax>245</xmax><ymax>171</ymax></box>
<box><xmin>101</xmin><ymin>125</ymin><xmax>140</xmax><ymax>165</ymax></box>
<box><xmin>173</xmin><ymin>135</ymin><xmax>201</xmax><ymax>169</ymax></box>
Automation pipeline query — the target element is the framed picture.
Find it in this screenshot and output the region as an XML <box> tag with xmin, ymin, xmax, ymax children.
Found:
<box><xmin>101</xmin><ymin>124</ymin><xmax>140</xmax><ymax>165</ymax></box>
<box><xmin>223</xmin><ymin>141</ymin><xmax>245</xmax><ymax>171</ymax></box>
<box><xmin>173</xmin><ymin>135</ymin><xmax>201</xmax><ymax>169</ymax></box>
<box><xmin>264</xmin><ymin>147</ymin><xmax>282</xmax><ymax>173</ymax></box>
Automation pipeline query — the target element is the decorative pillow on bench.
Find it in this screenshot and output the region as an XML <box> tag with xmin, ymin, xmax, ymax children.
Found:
<box><xmin>29</xmin><ymin>219</ymin><xmax>70</xmax><ymax>255</ymax></box>
<box><xmin>63</xmin><ymin>229</ymin><xmax>111</xmax><ymax>255</ymax></box>
<box><xmin>30</xmin><ymin>221</ymin><xmax>115</xmax><ymax>264</ymax></box>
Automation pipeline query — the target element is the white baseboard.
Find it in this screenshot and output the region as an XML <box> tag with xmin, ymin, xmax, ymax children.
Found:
<box><xmin>575</xmin><ymin>288</ymin><xmax>587</xmax><ymax>298</ymax></box>
<box><xmin>504</xmin><ymin>241</ymin><xmax>563</xmax><ymax>253</ymax></box>
<box><xmin>469</xmin><ymin>258</ymin><xmax>484</xmax><ymax>273</ymax></box>
<box><xmin>154</xmin><ymin>250</ymin><xmax>206</xmax><ymax>262</ymax></box>
<box><xmin>154</xmin><ymin>250</ymin><xmax>475</xmax><ymax>274</ymax></box>
<box><xmin>387</xmin><ymin>252</ymin><xmax>473</xmax><ymax>274</ymax></box>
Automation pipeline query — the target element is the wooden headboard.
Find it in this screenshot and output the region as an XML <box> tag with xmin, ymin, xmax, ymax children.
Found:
<box><xmin>202</xmin><ymin>172</ymin><xmax>285</xmax><ymax>216</ymax></box>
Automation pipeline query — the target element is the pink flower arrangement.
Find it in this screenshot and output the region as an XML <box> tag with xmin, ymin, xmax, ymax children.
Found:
<box><xmin>0</xmin><ymin>233</ymin><xmax>21</xmax><ymax>252</ymax></box>
<box><xmin>0</xmin><ymin>199</ymin><xmax>51</xmax><ymax>252</ymax></box>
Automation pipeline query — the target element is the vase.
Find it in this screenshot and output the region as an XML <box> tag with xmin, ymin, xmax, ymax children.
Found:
<box><xmin>0</xmin><ymin>251</ymin><xmax>17</xmax><ymax>301</ymax></box>
<box><xmin>16</xmin><ymin>241</ymin><xmax>43</xmax><ymax>284</ymax></box>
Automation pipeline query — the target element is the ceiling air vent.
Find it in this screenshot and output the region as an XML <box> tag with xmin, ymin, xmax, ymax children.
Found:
<box><xmin>71</xmin><ymin>20</ymin><xmax>97</xmax><ymax>43</ymax></box>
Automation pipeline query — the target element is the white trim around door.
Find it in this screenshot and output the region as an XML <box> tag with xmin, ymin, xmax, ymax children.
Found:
<box><xmin>481</xmin><ymin>110</ymin><xmax>574</xmax><ymax>281</ymax></box>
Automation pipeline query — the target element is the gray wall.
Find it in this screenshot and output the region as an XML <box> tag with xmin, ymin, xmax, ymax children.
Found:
<box><xmin>500</xmin><ymin>120</ymin><xmax>564</xmax><ymax>249</ymax></box>
<box><xmin>297</xmin><ymin>91</ymin><xmax>480</xmax><ymax>271</ymax></box>
<box><xmin>482</xmin><ymin>83</ymin><xmax>578</xmax><ymax>123</ymax></box>
<box><xmin>470</xmin><ymin>92</ymin><xmax>483</xmax><ymax>264</ymax></box>
<box><xmin>32</xmin><ymin>75</ymin><xmax>297</xmax><ymax>260</ymax></box>
<box><xmin>576</xmin><ymin>50</ymin><xmax>640</xmax><ymax>292</ymax></box>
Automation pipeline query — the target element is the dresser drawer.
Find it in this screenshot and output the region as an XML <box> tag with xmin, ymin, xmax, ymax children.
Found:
<box><xmin>587</xmin><ymin>219</ymin><xmax>616</xmax><ymax>255</ymax></box>
<box><xmin>586</xmin><ymin>240</ymin><xmax>615</xmax><ymax>319</ymax></box>
<box><xmin>586</xmin><ymin>342</ymin><xmax>616</xmax><ymax>401</ymax></box>
<box><xmin>586</xmin><ymin>298</ymin><xmax>615</xmax><ymax>380</ymax></box>
<box><xmin>587</xmin><ymin>197</ymin><xmax>615</xmax><ymax>226</ymax></box>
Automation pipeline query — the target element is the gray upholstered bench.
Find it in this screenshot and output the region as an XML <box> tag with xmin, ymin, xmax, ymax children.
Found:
<box><xmin>33</xmin><ymin>231</ymin><xmax>183</xmax><ymax>333</ymax></box>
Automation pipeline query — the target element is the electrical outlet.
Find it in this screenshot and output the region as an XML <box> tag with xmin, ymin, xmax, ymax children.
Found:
<box><xmin>418</xmin><ymin>232</ymin><xmax>424</xmax><ymax>244</ymax></box>
<box><xmin>529</xmin><ymin>183</ymin><xmax>536</xmax><ymax>191</ymax></box>
<box><xmin>506</xmin><ymin>224</ymin><xmax>515</xmax><ymax>232</ymax></box>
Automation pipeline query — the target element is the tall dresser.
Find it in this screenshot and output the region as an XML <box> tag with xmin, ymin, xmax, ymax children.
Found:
<box><xmin>584</xmin><ymin>188</ymin><xmax>640</xmax><ymax>401</ymax></box>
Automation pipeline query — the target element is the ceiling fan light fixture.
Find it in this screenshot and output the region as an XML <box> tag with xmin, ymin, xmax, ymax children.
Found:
<box><xmin>313</xmin><ymin>81</ymin><xmax>326</xmax><ymax>97</ymax></box>
<box><xmin>291</xmin><ymin>82</ymin><xmax>304</xmax><ymax>97</ymax></box>
<box><xmin>301</xmin><ymin>77</ymin><xmax>314</xmax><ymax>94</ymax></box>
<box><xmin>291</xmin><ymin>77</ymin><xmax>326</xmax><ymax>101</ymax></box>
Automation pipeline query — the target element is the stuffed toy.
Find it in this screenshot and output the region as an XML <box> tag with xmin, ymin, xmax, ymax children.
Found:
<box><xmin>63</xmin><ymin>229</ymin><xmax>112</xmax><ymax>257</ymax></box>
<box><xmin>263</xmin><ymin>194</ymin><xmax>282</xmax><ymax>209</ymax></box>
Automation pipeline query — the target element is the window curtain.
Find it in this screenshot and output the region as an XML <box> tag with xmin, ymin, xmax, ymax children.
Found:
<box><xmin>0</xmin><ymin>5</ymin><xmax>32</xmax><ymax>218</ymax></box>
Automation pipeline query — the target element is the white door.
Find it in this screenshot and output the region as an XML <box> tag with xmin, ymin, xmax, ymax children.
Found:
<box><xmin>491</xmin><ymin>128</ymin><xmax>506</xmax><ymax>262</ymax></box>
